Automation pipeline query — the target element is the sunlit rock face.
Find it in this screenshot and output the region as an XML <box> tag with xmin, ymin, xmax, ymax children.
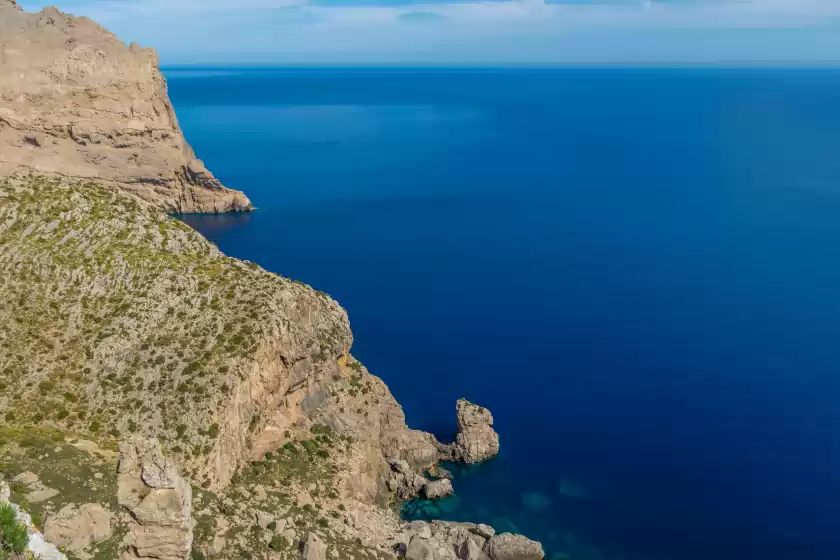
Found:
<box><xmin>0</xmin><ymin>1</ymin><xmax>251</xmax><ymax>213</ymax></box>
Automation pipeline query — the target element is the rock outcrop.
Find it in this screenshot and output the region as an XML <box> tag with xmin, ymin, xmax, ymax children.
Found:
<box><xmin>451</xmin><ymin>399</ymin><xmax>500</xmax><ymax>464</ymax></box>
<box><xmin>302</xmin><ymin>532</ymin><xmax>327</xmax><ymax>560</ymax></box>
<box><xmin>43</xmin><ymin>503</ymin><xmax>112</xmax><ymax>553</ymax></box>
<box><xmin>0</xmin><ymin>1</ymin><xmax>251</xmax><ymax>213</ymax></box>
<box><xmin>396</xmin><ymin>521</ymin><xmax>544</xmax><ymax>560</ymax></box>
<box><xmin>117</xmin><ymin>438</ymin><xmax>193</xmax><ymax>560</ymax></box>
<box><xmin>423</xmin><ymin>479</ymin><xmax>454</xmax><ymax>500</ymax></box>
<box><xmin>484</xmin><ymin>533</ymin><xmax>545</xmax><ymax>560</ymax></box>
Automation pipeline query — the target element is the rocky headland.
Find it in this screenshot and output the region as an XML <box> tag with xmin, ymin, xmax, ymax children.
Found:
<box><xmin>0</xmin><ymin>2</ymin><xmax>544</xmax><ymax>560</ymax></box>
<box><xmin>0</xmin><ymin>0</ymin><xmax>251</xmax><ymax>213</ymax></box>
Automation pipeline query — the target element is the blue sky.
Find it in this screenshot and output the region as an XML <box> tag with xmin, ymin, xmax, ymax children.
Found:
<box><xmin>19</xmin><ymin>0</ymin><xmax>840</xmax><ymax>64</ymax></box>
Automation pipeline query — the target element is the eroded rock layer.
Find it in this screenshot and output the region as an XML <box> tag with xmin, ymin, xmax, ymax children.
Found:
<box><xmin>0</xmin><ymin>0</ymin><xmax>251</xmax><ymax>213</ymax></box>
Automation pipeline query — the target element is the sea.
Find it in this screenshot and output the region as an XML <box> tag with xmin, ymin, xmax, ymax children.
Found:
<box><xmin>168</xmin><ymin>67</ymin><xmax>840</xmax><ymax>560</ymax></box>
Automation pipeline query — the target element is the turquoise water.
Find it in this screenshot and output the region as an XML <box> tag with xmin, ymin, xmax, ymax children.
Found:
<box><xmin>169</xmin><ymin>68</ymin><xmax>840</xmax><ymax>560</ymax></box>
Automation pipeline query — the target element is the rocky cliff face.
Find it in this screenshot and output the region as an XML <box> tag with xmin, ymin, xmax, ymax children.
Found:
<box><xmin>0</xmin><ymin>0</ymin><xmax>251</xmax><ymax>213</ymax></box>
<box><xmin>0</xmin><ymin>3</ymin><xmax>545</xmax><ymax>558</ymax></box>
<box><xmin>0</xmin><ymin>176</ymin><xmax>349</xmax><ymax>492</ymax></box>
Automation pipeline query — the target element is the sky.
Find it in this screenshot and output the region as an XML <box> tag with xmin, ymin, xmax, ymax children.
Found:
<box><xmin>18</xmin><ymin>0</ymin><xmax>840</xmax><ymax>64</ymax></box>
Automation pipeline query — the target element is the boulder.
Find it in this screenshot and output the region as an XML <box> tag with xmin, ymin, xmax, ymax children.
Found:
<box><xmin>302</xmin><ymin>532</ymin><xmax>327</xmax><ymax>560</ymax></box>
<box><xmin>118</xmin><ymin>438</ymin><xmax>193</xmax><ymax>560</ymax></box>
<box><xmin>473</xmin><ymin>524</ymin><xmax>496</xmax><ymax>539</ymax></box>
<box><xmin>25</xmin><ymin>483</ymin><xmax>59</xmax><ymax>504</ymax></box>
<box><xmin>406</xmin><ymin>535</ymin><xmax>436</xmax><ymax>560</ymax></box>
<box><xmin>459</xmin><ymin>537</ymin><xmax>491</xmax><ymax>560</ymax></box>
<box><xmin>483</xmin><ymin>533</ymin><xmax>545</xmax><ymax>560</ymax></box>
<box><xmin>12</xmin><ymin>471</ymin><xmax>39</xmax><ymax>485</ymax></box>
<box><xmin>423</xmin><ymin>479</ymin><xmax>454</xmax><ymax>500</ymax></box>
<box><xmin>453</xmin><ymin>400</ymin><xmax>500</xmax><ymax>464</ymax></box>
<box><xmin>44</xmin><ymin>503</ymin><xmax>112</xmax><ymax>552</ymax></box>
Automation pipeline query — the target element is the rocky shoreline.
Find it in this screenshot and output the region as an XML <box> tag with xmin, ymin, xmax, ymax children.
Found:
<box><xmin>0</xmin><ymin>1</ymin><xmax>545</xmax><ymax>559</ymax></box>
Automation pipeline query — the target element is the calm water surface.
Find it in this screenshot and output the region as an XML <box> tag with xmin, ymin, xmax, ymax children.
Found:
<box><xmin>168</xmin><ymin>68</ymin><xmax>840</xmax><ymax>560</ymax></box>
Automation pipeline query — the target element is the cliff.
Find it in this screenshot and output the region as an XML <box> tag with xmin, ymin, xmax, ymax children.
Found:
<box><xmin>0</xmin><ymin>175</ymin><xmax>539</xmax><ymax>560</ymax></box>
<box><xmin>0</xmin><ymin>3</ymin><xmax>545</xmax><ymax>559</ymax></box>
<box><xmin>0</xmin><ymin>0</ymin><xmax>251</xmax><ymax>213</ymax></box>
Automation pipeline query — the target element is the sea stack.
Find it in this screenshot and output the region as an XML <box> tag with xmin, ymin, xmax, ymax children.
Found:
<box><xmin>454</xmin><ymin>399</ymin><xmax>501</xmax><ymax>464</ymax></box>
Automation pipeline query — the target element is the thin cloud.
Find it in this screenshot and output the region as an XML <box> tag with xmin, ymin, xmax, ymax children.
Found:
<box><xmin>17</xmin><ymin>0</ymin><xmax>840</xmax><ymax>63</ymax></box>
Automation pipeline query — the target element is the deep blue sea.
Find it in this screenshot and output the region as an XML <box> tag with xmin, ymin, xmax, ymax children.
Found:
<box><xmin>168</xmin><ymin>68</ymin><xmax>840</xmax><ymax>560</ymax></box>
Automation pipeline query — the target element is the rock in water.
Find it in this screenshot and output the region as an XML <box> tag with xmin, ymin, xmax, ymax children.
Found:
<box><xmin>44</xmin><ymin>503</ymin><xmax>112</xmax><ymax>553</ymax></box>
<box><xmin>0</xmin><ymin>1</ymin><xmax>251</xmax><ymax>213</ymax></box>
<box><xmin>484</xmin><ymin>533</ymin><xmax>545</xmax><ymax>560</ymax></box>
<box><xmin>454</xmin><ymin>399</ymin><xmax>500</xmax><ymax>464</ymax></box>
<box><xmin>118</xmin><ymin>438</ymin><xmax>193</xmax><ymax>560</ymax></box>
<box><xmin>423</xmin><ymin>479</ymin><xmax>455</xmax><ymax>500</ymax></box>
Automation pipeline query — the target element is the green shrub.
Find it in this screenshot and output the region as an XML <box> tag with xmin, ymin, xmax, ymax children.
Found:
<box><xmin>266</xmin><ymin>520</ymin><xmax>276</xmax><ymax>531</ymax></box>
<box><xmin>0</xmin><ymin>503</ymin><xmax>29</xmax><ymax>556</ymax></box>
<box><xmin>269</xmin><ymin>534</ymin><xmax>287</xmax><ymax>551</ymax></box>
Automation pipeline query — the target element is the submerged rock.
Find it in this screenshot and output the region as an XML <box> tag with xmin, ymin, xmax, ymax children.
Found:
<box><xmin>521</xmin><ymin>491</ymin><xmax>552</xmax><ymax>512</ymax></box>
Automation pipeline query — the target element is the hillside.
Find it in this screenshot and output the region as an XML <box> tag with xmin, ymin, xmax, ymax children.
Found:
<box><xmin>0</xmin><ymin>2</ymin><xmax>545</xmax><ymax>559</ymax></box>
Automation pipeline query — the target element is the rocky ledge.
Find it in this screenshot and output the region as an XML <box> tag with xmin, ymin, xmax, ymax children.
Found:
<box><xmin>0</xmin><ymin>0</ymin><xmax>251</xmax><ymax>213</ymax></box>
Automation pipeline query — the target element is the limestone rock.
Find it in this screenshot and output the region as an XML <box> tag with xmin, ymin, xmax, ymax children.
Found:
<box><xmin>26</xmin><ymin>484</ymin><xmax>59</xmax><ymax>503</ymax></box>
<box><xmin>302</xmin><ymin>532</ymin><xmax>327</xmax><ymax>560</ymax></box>
<box><xmin>460</xmin><ymin>538</ymin><xmax>491</xmax><ymax>560</ymax></box>
<box><xmin>12</xmin><ymin>471</ymin><xmax>39</xmax><ymax>485</ymax></box>
<box><xmin>0</xmin><ymin>1</ymin><xmax>251</xmax><ymax>213</ymax></box>
<box><xmin>483</xmin><ymin>533</ymin><xmax>545</xmax><ymax>560</ymax></box>
<box><xmin>473</xmin><ymin>525</ymin><xmax>496</xmax><ymax>539</ymax></box>
<box><xmin>44</xmin><ymin>503</ymin><xmax>112</xmax><ymax>553</ymax></box>
<box><xmin>118</xmin><ymin>437</ymin><xmax>192</xmax><ymax>560</ymax></box>
<box><xmin>423</xmin><ymin>479</ymin><xmax>454</xmax><ymax>500</ymax></box>
<box><xmin>256</xmin><ymin>510</ymin><xmax>274</xmax><ymax>530</ymax></box>
<box><xmin>406</xmin><ymin>535</ymin><xmax>435</xmax><ymax>560</ymax></box>
<box><xmin>453</xmin><ymin>400</ymin><xmax>500</xmax><ymax>464</ymax></box>
<box><xmin>11</xmin><ymin>472</ymin><xmax>59</xmax><ymax>504</ymax></box>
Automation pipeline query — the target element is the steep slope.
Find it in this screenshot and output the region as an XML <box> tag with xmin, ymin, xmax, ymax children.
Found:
<box><xmin>0</xmin><ymin>175</ymin><xmax>352</xmax><ymax>490</ymax></box>
<box><xmin>0</xmin><ymin>176</ymin><xmax>538</xmax><ymax>560</ymax></box>
<box><xmin>0</xmin><ymin>0</ymin><xmax>251</xmax><ymax>213</ymax></box>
